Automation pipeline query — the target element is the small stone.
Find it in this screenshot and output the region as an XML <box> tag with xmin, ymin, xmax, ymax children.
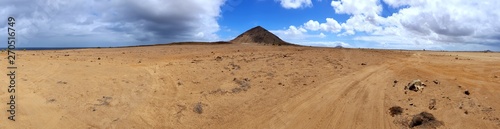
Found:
<box><xmin>464</xmin><ymin>90</ymin><xmax>470</xmax><ymax>95</ymax></box>
<box><xmin>361</xmin><ymin>63</ymin><xmax>367</xmax><ymax>65</ymax></box>
<box><xmin>429</xmin><ymin>99</ymin><xmax>437</xmax><ymax>110</ymax></box>
<box><xmin>215</xmin><ymin>56</ymin><xmax>223</xmax><ymax>61</ymax></box>
<box><xmin>433</xmin><ymin>80</ymin><xmax>440</xmax><ymax>84</ymax></box>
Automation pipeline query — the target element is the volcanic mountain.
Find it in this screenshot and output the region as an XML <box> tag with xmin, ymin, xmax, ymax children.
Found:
<box><xmin>231</xmin><ymin>26</ymin><xmax>294</xmax><ymax>46</ymax></box>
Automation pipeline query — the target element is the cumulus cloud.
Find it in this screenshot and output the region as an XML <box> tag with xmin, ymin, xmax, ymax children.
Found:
<box><xmin>277</xmin><ymin>0</ymin><xmax>313</xmax><ymax>9</ymax></box>
<box><xmin>271</xmin><ymin>26</ymin><xmax>307</xmax><ymax>39</ymax></box>
<box><xmin>0</xmin><ymin>0</ymin><xmax>226</xmax><ymax>47</ymax></box>
<box><xmin>297</xmin><ymin>41</ymin><xmax>351</xmax><ymax>47</ymax></box>
<box><xmin>282</xmin><ymin>0</ymin><xmax>500</xmax><ymax>50</ymax></box>
<box><xmin>303</xmin><ymin>18</ymin><xmax>342</xmax><ymax>33</ymax></box>
<box><xmin>388</xmin><ymin>0</ymin><xmax>498</xmax><ymax>47</ymax></box>
<box><xmin>271</xmin><ymin>25</ymin><xmax>328</xmax><ymax>41</ymax></box>
<box><xmin>331</xmin><ymin>0</ymin><xmax>382</xmax><ymax>16</ymax></box>
<box><xmin>285</xmin><ymin>26</ymin><xmax>308</xmax><ymax>35</ymax></box>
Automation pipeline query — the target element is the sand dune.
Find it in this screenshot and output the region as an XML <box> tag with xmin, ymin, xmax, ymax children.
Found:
<box><xmin>1</xmin><ymin>43</ymin><xmax>499</xmax><ymax>128</ymax></box>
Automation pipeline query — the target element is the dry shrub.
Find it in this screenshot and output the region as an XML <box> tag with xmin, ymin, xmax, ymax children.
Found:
<box><xmin>389</xmin><ymin>106</ymin><xmax>404</xmax><ymax>117</ymax></box>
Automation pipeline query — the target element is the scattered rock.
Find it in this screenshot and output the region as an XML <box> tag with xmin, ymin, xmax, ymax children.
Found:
<box><xmin>433</xmin><ymin>80</ymin><xmax>440</xmax><ymax>84</ymax></box>
<box><xmin>57</xmin><ymin>81</ymin><xmax>68</xmax><ymax>84</ymax></box>
<box><xmin>231</xmin><ymin>78</ymin><xmax>251</xmax><ymax>93</ymax></box>
<box><xmin>405</xmin><ymin>79</ymin><xmax>425</xmax><ymax>92</ymax></box>
<box><xmin>215</xmin><ymin>56</ymin><xmax>223</xmax><ymax>61</ymax></box>
<box><xmin>464</xmin><ymin>90</ymin><xmax>470</xmax><ymax>95</ymax></box>
<box><xmin>227</xmin><ymin>62</ymin><xmax>241</xmax><ymax>70</ymax></box>
<box><xmin>95</xmin><ymin>96</ymin><xmax>112</xmax><ymax>106</ymax></box>
<box><xmin>47</xmin><ymin>99</ymin><xmax>56</xmax><ymax>103</ymax></box>
<box><xmin>361</xmin><ymin>63</ymin><xmax>367</xmax><ymax>65</ymax></box>
<box><xmin>409</xmin><ymin>112</ymin><xmax>443</xmax><ymax>128</ymax></box>
<box><xmin>393</xmin><ymin>80</ymin><xmax>398</xmax><ymax>87</ymax></box>
<box><xmin>191</xmin><ymin>60</ymin><xmax>203</xmax><ymax>63</ymax></box>
<box><xmin>494</xmin><ymin>75</ymin><xmax>498</xmax><ymax>78</ymax></box>
<box><xmin>429</xmin><ymin>99</ymin><xmax>437</xmax><ymax>110</ymax></box>
<box><xmin>97</xmin><ymin>57</ymin><xmax>101</xmax><ymax>60</ymax></box>
<box><xmin>389</xmin><ymin>106</ymin><xmax>404</xmax><ymax>117</ymax></box>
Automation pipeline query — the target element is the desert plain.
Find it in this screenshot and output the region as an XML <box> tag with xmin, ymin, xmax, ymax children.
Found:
<box><xmin>0</xmin><ymin>42</ymin><xmax>499</xmax><ymax>129</ymax></box>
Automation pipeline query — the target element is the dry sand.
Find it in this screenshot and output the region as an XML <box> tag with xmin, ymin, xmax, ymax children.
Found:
<box><xmin>1</xmin><ymin>43</ymin><xmax>499</xmax><ymax>128</ymax></box>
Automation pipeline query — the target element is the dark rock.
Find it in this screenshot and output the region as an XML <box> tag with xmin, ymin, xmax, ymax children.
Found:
<box><xmin>433</xmin><ymin>80</ymin><xmax>439</xmax><ymax>84</ymax></box>
<box><xmin>215</xmin><ymin>56</ymin><xmax>223</xmax><ymax>61</ymax></box>
<box><xmin>464</xmin><ymin>90</ymin><xmax>470</xmax><ymax>95</ymax></box>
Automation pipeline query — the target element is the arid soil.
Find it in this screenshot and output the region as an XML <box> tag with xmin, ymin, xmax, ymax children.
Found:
<box><xmin>1</xmin><ymin>43</ymin><xmax>499</xmax><ymax>129</ymax></box>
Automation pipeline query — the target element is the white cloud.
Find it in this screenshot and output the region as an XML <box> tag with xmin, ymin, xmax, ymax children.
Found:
<box><xmin>331</xmin><ymin>0</ymin><xmax>382</xmax><ymax>16</ymax></box>
<box><xmin>0</xmin><ymin>0</ymin><xmax>226</xmax><ymax>47</ymax></box>
<box><xmin>271</xmin><ymin>26</ymin><xmax>307</xmax><ymax>39</ymax></box>
<box><xmin>285</xmin><ymin>25</ymin><xmax>308</xmax><ymax>36</ymax></box>
<box><xmin>366</xmin><ymin>0</ymin><xmax>500</xmax><ymax>47</ymax></box>
<box><xmin>339</xmin><ymin>15</ymin><xmax>383</xmax><ymax>36</ymax></box>
<box><xmin>271</xmin><ymin>26</ymin><xmax>328</xmax><ymax>41</ymax></box>
<box><xmin>278</xmin><ymin>0</ymin><xmax>313</xmax><ymax>9</ymax></box>
<box><xmin>297</xmin><ymin>41</ymin><xmax>351</xmax><ymax>47</ymax></box>
<box><xmin>304</xmin><ymin>18</ymin><xmax>342</xmax><ymax>33</ymax></box>
<box><xmin>319</xmin><ymin>33</ymin><xmax>326</xmax><ymax>38</ymax></box>
<box><xmin>281</xmin><ymin>0</ymin><xmax>500</xmax><ymax>50</ymax></box>
<box><xmin>303</xmin><ymin>20</ymin><xmax>321</xmax><ymax>31</ymax></box>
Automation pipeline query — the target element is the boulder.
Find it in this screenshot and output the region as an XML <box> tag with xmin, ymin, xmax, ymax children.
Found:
<box><xmin>405</xmin><ymin>79</ymin><xmax>426</xmax><ymax>92</ymax></box>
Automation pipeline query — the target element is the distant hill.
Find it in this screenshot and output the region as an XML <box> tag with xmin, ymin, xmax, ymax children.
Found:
<box><xmin>231</xmin><ymin>26</ymin><xmax>294</xmax><ymax>46</ymax></box>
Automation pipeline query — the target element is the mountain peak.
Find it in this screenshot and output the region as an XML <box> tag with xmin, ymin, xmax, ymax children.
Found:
<box><xmin>231</xmin><ymin>26</ymin><xmax>293</xmax><ymax>46</ymax></box>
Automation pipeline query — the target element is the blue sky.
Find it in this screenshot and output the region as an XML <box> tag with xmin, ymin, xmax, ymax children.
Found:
<box><xmin>1</xmin><ymin>0</ymin><xmax>500</xmax><ymax>51</ymax></box>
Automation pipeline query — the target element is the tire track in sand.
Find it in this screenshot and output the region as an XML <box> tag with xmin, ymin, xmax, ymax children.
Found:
<box><xmin>240</xmin><ymin>61</ymin><xmax>400</xmax><ymax>129</ymax></box>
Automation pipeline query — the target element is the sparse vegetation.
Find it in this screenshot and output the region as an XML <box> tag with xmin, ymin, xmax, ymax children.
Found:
<box><xmin>389</xmin><ymin>106</ymin><xmax>403</xmax><ymax>117</ymax></box>
<box><xmin>193</xmin><ymin>102</ymin><xmax>203</xmax><ymax>114</ymax></box>
<box><xmin>409</xmin><ymin>112</ymin><xmax>443</xmax><ymax>128</ymax></box>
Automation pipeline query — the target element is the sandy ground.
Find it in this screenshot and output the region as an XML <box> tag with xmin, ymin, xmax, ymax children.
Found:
<box><xmin>1</xmin><ymin>43</ymin><xmax>499</xmax><ymax>128</ymax></box>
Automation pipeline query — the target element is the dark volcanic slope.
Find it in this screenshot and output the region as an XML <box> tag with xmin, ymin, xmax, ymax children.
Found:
<box><xmin>231</xmin><ymin>26</ymin><xmax>293</xmax><ymax>45</ymax></box>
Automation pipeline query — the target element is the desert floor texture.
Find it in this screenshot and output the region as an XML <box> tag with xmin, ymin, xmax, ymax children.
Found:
<box><xmin>1</xmin><ymin>43</ymin><xmax>499</xmax><ymax>128</ymax></box>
